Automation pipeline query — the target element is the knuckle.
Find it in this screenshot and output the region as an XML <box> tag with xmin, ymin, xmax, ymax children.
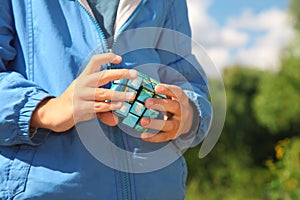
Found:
<box><xmin>98</xmin><ymin>89</ymin><xmax>111</xmax><ymax>100</ymax></box>
<box><xmin>177</xmin><ymin>89</ymin><xmax>184</xmax><ymax>99</ymax></box>
<box><xmin>118</xmin><ymin>69</ymin><xmax>129</xmax><ymax>79</ymax></box>
<box><xmin>166</xmin><ymin>121</ymin><xmax>174</xmax><ymax>131</ymax></box>
<box><xmin>94</xmin><ymin>102</ymin><xmax>104</xmax><ymax>111</ymax></box>
<box><xmin>90</xmin><ymin>55</ymin><xmax>99</xmax><ymax>64</ymax></box>
<box><xmin>174</xmin><ymin>101</ymin><xmax>181</xmax><ymax>113</ymax></box>
<box><xmin>108</xmin><ymin>52</ymin><xmax>115</xmax><ymax>61</ymax></box>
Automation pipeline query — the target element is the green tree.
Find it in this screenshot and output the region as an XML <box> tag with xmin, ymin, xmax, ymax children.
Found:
<box><xmin>290</xmin><ymin>0</ymin><xmax>300</xmax><ymax>31</ymax></box>
<box><xmin>253</xmin><ymin>0</ymin><xmax>300</xmax><ymax>134</ymax></box>
<box><xmin>185</xmin><ymin>66</ymin><xmax>274</xmax><ymax>200</ymax></box>
<box><xmin>253</xmin><ymin>55</ymin><xmax>300</xmax><ymax>134</ymax></box>
<box><xmin>266</xmin><ymin>138</ymin><xmax>300</xmax><ymax>200</ymax></box>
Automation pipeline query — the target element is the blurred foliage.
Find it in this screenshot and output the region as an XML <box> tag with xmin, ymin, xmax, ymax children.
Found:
<box><xmin>185</xmin><ymin>1</ymin><xmax>300</xmax><ymax>199</ymax></box>
<box><xmin>185</xmin><ymin>63</ymin><xmax>299</xmax><ymax>199</ymax></box>
<box><xmin>253</xmin><ymin>44</ymin><xmax>300</xmax><ymax>134</ymax></box>
<box><xmin>290</xmin><ymin>0</ymin><xmax>300</xmax><ymax>31</ymax></box>
<box><xmin>266</xmin><ymin>138</ymin><xmax>300</xmax><ymax>200</ymax></box>
<box><xmin>185</xmin><ymin>66</ymin><xmax>275</xmax><ymax>200</ymax></box>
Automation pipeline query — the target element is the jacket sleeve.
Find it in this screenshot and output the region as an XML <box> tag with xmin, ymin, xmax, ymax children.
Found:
<box><xmin>156</xmin><ymin>0</ymin><xmax>212</xmax><ymax>148</ymax></box>
<box><xmin>0</xmin><ymin>1</ymin><xmax>51</xmax><ymax>146</ymax></box>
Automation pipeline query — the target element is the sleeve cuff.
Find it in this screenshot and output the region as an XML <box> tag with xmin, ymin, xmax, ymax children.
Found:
<box><xmin>17</xmin><ymin>90</ymin><xmax>53</xmax><ymax>145</ymax></box>
<box><xmin>173</xmin><ymin>90</ymin><xmax>212</xmax><ymax>150</ymax></box>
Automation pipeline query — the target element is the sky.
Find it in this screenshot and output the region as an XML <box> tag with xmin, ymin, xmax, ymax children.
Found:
<box><xmin>186</xmin><ymin>0</ymin><xmax>294</xmax><ymax>72</ymax></box>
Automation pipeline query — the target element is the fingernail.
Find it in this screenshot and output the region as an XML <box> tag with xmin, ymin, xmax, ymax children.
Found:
<box><xmin>128</xmin><ymin>69</ymin><xmax>138</xmax><ymax>78</ymax></box>
<box><xmin>112</xmin><ymin>102</ymin><xmax>123</xmax><ymax>108</ymax></box>
<box><xmin>146</xmin><ymin>99</ymin><xmax>153</xmax><ymax>106</ymax></box>
<box><xmin>140</xmin><ymin>118</ymin><xmax>150</xmax><ymax>126</ymax></box>
<box><xmin>111</xmin><ymin>55</ymin><xmax>122</xmax><ymax>62</ymax></box>
<box><xmin>141</xmin><ymin>133</ymin><xmax>152</xmax><ymax>140</ymax></box>
<box><xmin>126</xmin><ymin>92</ymin><xmax>136</xmax><ymax>99</ymax></box>
<box><xmin>155</xmin><ymin>85</ymin><xmax>163</xmax><ymax>92</ymax></box>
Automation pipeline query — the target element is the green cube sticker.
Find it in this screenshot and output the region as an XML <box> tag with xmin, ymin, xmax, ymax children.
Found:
<box><xmin>134</xmin><ymin>124</ymin><xmax>148</xmax><ymax>133</ymax></box>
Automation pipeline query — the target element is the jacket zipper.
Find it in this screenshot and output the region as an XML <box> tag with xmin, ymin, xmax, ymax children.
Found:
<box><xmin>75</xmin><ymin>1</ymin><xmax>146</xmax><ymax>200</ymax></box>
<box><xmin>75</xmin><ymin>0</ymin><xmax>109</xmax><ymax>53</ymax></box>
<box><xmin>114</xmin><ymin>132</ymin><xmax>131</xmax><ymax>200</ymax></box>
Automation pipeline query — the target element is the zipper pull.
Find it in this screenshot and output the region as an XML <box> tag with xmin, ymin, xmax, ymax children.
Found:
<box><xmin>107</xmin><ymin>49</ymin><xmax>113</xmax><ymax>69</ymax></box>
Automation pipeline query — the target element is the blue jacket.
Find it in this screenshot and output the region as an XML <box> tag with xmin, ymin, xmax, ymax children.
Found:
<box><xmin>0</xmin><ymin>0</ymin><xmax>212</xmax><ymax>199</ymax></box>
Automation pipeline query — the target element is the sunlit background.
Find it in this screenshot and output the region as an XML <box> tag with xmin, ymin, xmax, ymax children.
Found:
<box><xmin>184</xmin><ymin>1</ymin><xmax>300</xmax><ymax>199</ymax></box>
<box><xmin>187</xmin><ymin>0</ymin><xmax>293</xmax><ymax>71</ymax></box>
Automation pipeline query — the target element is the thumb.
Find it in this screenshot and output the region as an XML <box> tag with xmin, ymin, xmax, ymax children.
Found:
<box><xmin>97</xmin><ymin>112</ymin><xmax>119</xmax><ymax>126</ymax></box>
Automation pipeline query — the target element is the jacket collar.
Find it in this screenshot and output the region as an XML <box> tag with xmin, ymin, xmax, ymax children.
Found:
<box><xmin>74</xmin><ymin>0</ymin><xmax>144</xmax><ymax>35</ymax></box>
<box><xmin>114</xmin><ymin>0</ymin><xmax>142</xmax><ymax>34</ymax></box>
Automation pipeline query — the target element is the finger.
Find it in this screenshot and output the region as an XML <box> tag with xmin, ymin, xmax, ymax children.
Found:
<box><xmin>94</xmin><ymin>101</ymin><xmax>123</xmax><ymax>113</ymax></box>
<box><xmin>81</xmin><ymin>88</ymin><xmax>136</xmax><ymax>102</ymax></box>
<box><xmin>140</xmin><ymin>117</ymin><xmax>179</xmax><ymax>132</ymax></box>
<box><xmin>141</xmin><ymin>131</ymin><xmax>179</xmax><ymax>143</ymax></box>
<box><xmin>89</xmin><ymin>69</ymin><xmax>138</xmax><ymax>87</ymax></box>
<box><xmin>97</xmin><ymin>112</ymin><xmax>119</xmax><ymax>126</ymax></box>
<box><xmin>145</xmin><ymin>98</ymin><xmax>181</xmax><ymax>115</ymax></box>
<box><xmin>155</xmin><ymin>84</ymin><xmax>188</xmax><ymax>103</ymax></box>
<box><xmin>96</xmin><ymin>89</ymin><xmax>136</xmax><ymax>102</ymax></box>
<box><xmin>82</xmin><ymin>52</ymin><xmax>122</xmax><ymax>76</ymax></box>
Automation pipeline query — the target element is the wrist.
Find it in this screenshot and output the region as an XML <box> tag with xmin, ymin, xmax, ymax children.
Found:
<box><xmin>30</xmin><ymin>97</ymin><xmax>54</xmax><ymax>130</ymax></box>
<box><xmin>31</xmin><ymin>97</ymin><xmax>75</xmax><ymax>132</ymax></box>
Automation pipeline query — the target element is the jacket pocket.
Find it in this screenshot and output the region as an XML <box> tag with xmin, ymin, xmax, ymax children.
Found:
<box><xmin>6</xmin><ymin>145</ymin><xmax>36</xmax><ymax>199</ymax></box>
<box><xmin>0</xmin><ymin>146</ymin><xmax>18</xmax><ymax>199</ymax></box>
<box><xmin>179</xmin><ymin>156</ymin><xmax>188</xmax><ymax>191</ymax></box>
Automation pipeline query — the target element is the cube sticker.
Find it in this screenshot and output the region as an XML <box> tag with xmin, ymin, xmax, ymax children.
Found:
<box><xmin>115</xmin><ymin>102</ymin><xmax>131</xmax><ymax>117</ymax></box>
<box><xmin>134</xmin><ymin>124</ymin><xmax>148</xmax><ymax>133</ymax></box>
<box><xmin>110</xmin><ymin>71</ymin><xmax>166</xmax><ymax>133</ymax></box>
<box><xmin>155</xmin><ymin>94</ymin><xmax>167</xmax><ymax>99</ymax></box>
<box><xmin>137</xmin><ymin>89</ymin><xmax>153</xmax><ymax>102</ymax></box>
<box><xmin>130</xmin><ymin>102</ymin><xmax>146</xmax><ymax>116</ymax></box>
<box><xmin>150</xmin><ymin>77</ymin><xmax>159</xmax><ymax>88</ymax></box>
<box><xmin>111</xmin><ymin>84</ymin><xmax>125</xmax><ymax>92</ymax></box>
<box><xmin>113</xmin><ymin>78</ymin><xmax>128</xmax><ymax>85</ymax></box>
<box><xmin>144</xmin><ymin>109</ymin><xmax>159</xmax><ymax>119</ymax></box>
<box><xmin>127</xmin><ymin>76</ymin><xmax>143</xmax><ymax>90</ymax></box>
<box><xmin>122</xmin><ymin>113</ymin><xmax>139</xmax><ymax>128</ymax></box>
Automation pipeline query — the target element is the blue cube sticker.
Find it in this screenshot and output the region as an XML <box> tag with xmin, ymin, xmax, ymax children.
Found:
<box><xmin>137</xmin><ymin>89</ymin><xmax>153</xmax><ymax>102</ymax></box>
<box><xmin>130</xmin><ymin>102</ymin><xmax>145</xmax><ymax>116</ymax></box>
<box><xmin>144</xmin><ymin>109</ymin><xmax>159</xmax><ymax>119</ymax></box>
<box><xmin>150</xmin><ymin>77</ymin><xmax>160</xmax><ymax>88</ymax></box>
<box><xmin>115</xmin><ymin>102</ymin><xmax>131</xmax><ymax>117</ymax></box>
<box><xmin>138</xmin><ymin>71</ymin><xmax>149</xmax><ymax>80</ymax></box>
<box><xmin>110</xmin><ymin>71</ymin><xmax>167</xmax><ymax>133</ymax></box>
<box><xmin>114</xmin><ymin>78</ymin><xmax>128</xmax><ymax>85</ymax></box>
<box><xmin>128</xmin><ymin>76</ymin><xmax>143</xmax><ymax>90</ymax></box>
<box><xmin>122</xmin><ymin>113</ymin><xmax>139</xmax><ymax>128</ymax></box>
<box><xmin>111</xmin><ymin>84</ymin><xmax>125</xmax><ymax>92</ymax></box>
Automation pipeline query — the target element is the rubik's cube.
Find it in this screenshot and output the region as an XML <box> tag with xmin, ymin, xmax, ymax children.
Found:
<box><xmin>110</xmin><ymin>71</ymin><xmax>166</xmax><ymax>132</ymax></box>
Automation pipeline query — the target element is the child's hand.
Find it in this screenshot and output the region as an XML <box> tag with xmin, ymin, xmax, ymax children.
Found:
<box><xmin>30</xmin><ymin>52</ymin><xmax>137</xmax><ymax>133</ymax></box>
<box><xmin>140</xmin><ymin>84</ymin><xmax>195</xmax><ymax>143</ymax></box>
